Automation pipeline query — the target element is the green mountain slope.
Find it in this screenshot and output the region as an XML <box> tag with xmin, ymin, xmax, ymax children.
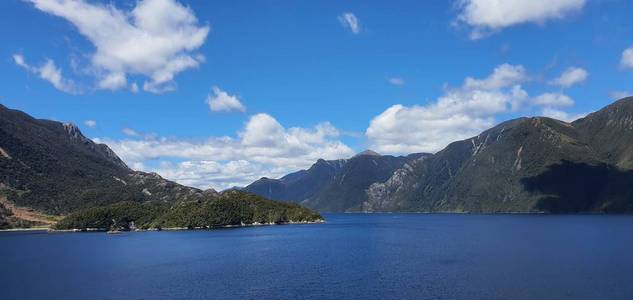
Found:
<box><xmin>364</xmin><ymin>97</ymin><xmax>633</xmax><ymax>213</ymax></box>
<box><xmin>0</xmin><ymin>104</ymin><xmax>321</xmax><ymax>229</ymax></box>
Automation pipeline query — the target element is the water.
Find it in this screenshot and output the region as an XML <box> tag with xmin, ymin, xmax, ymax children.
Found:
<box><xmin>2</xmin><ymin>214</ymin><xmax>633</xmax><ymax>299</ymax></box>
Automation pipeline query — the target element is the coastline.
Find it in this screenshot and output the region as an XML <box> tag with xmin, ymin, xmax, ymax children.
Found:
<box><xmin>141</xmin><ymin>219</ymin><xmax>326</xmax><ymax>232</ymax></box>
<box><xmin>5</xmin><ymin>211</ymin><xmax>632</xmax><ymax>233</ymax></box>
<box><xmin>6</xmin><ymin>211</ymin><xmax>633</xmax><ymax>233</ymax></box>
<box><xmin>1</xmin><ymin>219</ymin><xmax>326</xmax><ymax>233</ymax></box>
<box><xmin>0</xmin><ymin>226</ymin><xmax>50</xmax><ymax>232</ymax></box>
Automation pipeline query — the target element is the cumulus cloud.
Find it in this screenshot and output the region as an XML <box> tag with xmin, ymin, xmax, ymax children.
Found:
<box><xmin>122</xmin><ymin>127</ymin><xmax>139</xmax><ymax>136</ymax></box>
<box><xmin>455</xmin><ymin>0</ymin><xmax>586</xmax><ymax>39</ymax></box>
<box><xmin>27</xmin><ymin>0</ymin><xmax>209</xmax><ymax>93</ymax></box>
<box><xmin>388</xmin><ymin>78</ymin><xmax>405</xmax><ymax>86</ymax></box>
<box><xmin>366</xmin><ymin>64</ymin><xmax>529</xmax><ymax>154</ymax></box>
<box><xmin>532</xmin><ymin>92</ymin><xmax>574</xmax><ymax>107</ymax></box>
<box><xmin>83</xmin><ymin>120</ymin><xmax>97</xmax><ymax>128</ymax></box>
<box><xmin>610</xmin><ymin>90</ymin><xmax>633</xmax><ymax>100</ymax></box>
<box><xmin>13</xmin><ymin>54</ymin><xmax>78</xmax><ymax>94</ymax></box>
<box><xmin>338</xmin><ymin>13</ymin><xmax>361</xmax><ymax>34</ymax></box>
<box><xmin>152</xmin><ymin>160</ymin><xmax>275</xmax><ymax>190</ymax></box>
<box><xmin>621</xmin><ymin>47</ymin><xmax>633</xmax><ymax>69</ymax></box>
<box><xmin>531</xmin><ymin>92</ymin><xmax>577</xmax><ymax>121</ymax></box>
<box><xmin>540</xmin><ymin>107</ymin><xmax>585</xmax><ymax>122</ymax></box>
<box><xmin>96</xmin><ymin>114</ymin><xmax>354</xmax><ymax>190</ymax></box>
<box><xmin>98</xmin><ymin>72</ymin><xmax>127</xmax><ymax>90</ymax></box>
<box><xmin>205</xmin><ymin>86</ymin><xmax>246</xmax><ymax>113</ymax></box>
<box><xmin>549</xmin><ymin>67</ymin><xmax>588</xmax><ymax>88</ymax></box>
<box><xmin>463</xmin><ymin>64</ymin><xmax>528</xmax><ymax>90</ymax></box>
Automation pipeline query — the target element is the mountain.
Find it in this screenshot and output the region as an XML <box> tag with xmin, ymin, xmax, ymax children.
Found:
<box><xmin>244</xmin><ymin>150</ymin><xmax>431</xmax><ymax>212</ymax></box>
<box><xmin>364</xmin><ymin>97</ymin><xmax>633</xmax><ymax>213</ymax></box>
<box><xmin>0</xmin><ymin>104</ymin><xmax>321</xmax><ymax>229</ymax></box>
<box><xmin>6</xmin><ymin>97</ymin><xmax>632</xmax><ymax>221</ymax></box>
<box><xmin>0</xmin><ymin>104</ymin><xmax>210</xmax><ymax>215</ymax></box>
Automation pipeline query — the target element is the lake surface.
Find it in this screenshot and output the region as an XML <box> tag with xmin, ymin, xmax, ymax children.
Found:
<box><xmin>2</xmin><ymin>214</ymin><xmax>633</xmax><ymax>299</ymax></box>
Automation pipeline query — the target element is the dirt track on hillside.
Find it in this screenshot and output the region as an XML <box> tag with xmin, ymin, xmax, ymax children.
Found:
<box><xmin>0</xmin><ymin>196</ymin><xmax>57</xmax><ymax>225</ymax></box>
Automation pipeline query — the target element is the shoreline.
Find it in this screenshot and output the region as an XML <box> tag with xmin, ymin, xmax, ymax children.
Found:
<box><xmin>5</xmin><ymin>211</ymin><xmax>632</xmax><ymax>233</ymax></box>
<box><xmin>0</xmin><ymin>226</ymin><xmax>50</xmax><ymax>232</ymax></box>
<box><xmin>1</xmin><ymin>219</ymin><xmax>326</xmax><ymax>233</ymax></box>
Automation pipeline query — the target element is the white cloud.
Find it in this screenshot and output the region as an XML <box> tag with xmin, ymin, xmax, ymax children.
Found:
<box><xmin>122</xmin><ymin>127</ymin><xmax>139</xmax><ymax>136</ymax></box>
<box><xmin>205</xmin><ymin>86</ymin><xmax>246</xmax><ymax>113</ymax></box>
<box><xmin>241</xmin><ymin>114</ymin><xmax>285</xmax><ymax>146</ymax></box>
<box><xmin>130</xmin><ymin>162</ymin><xmax>146</xmax><ymax>171</ymax></box>
<box><xmin>98</xmin><ymin>72</ymin><xmax>127</xmax><ymax>90</ymax></box>
<box><xmin>338</xmin><ymin>13</ymin><xmax>361</xmax><ymax>34</ymax></box>
<box><xmin>12</xmin><ymin>54</ymin><xmax>27</xmax><ymax>68</ymax></box>
<box><xmin>83</xmin><ymin>120</ymin><xmax>97</xmax><ymax>128</ymax></box>
<box><xmin>388</xmin><ymin>78</ymin><xmax>405</xmax><ymax>86</ymax></box>
<box><xmin>13</xmin><ymin>54</ymin><xmax>78</xmax><ymax>94</ymax></box>
<box><xmin>455</xmin><ymin>0</ymin><xmax>586</xmax><ymax>39</ymax></box>
<box><xmin>152</xmin><ymin>160</ymin><xmax>273</xmax><ymax>190</ymax></box>
<box><xmin>96</xmin><ymin>114</ymin><xmax>354</xmax><ymax>190</ymax></box>
<box><xmin>621</xmin><ymin>47</ymin><xmax>633</xmax><ymax>69</ymax></box>
<box><xmin>463</xmin><ymin>64</ymin><xmax>528</xmax><ymax>90</ymax></box>
<box><xmin>540</xmin><ymin>107</ymin><xmax>585</xmax><ymax>122</ymax></box>
<box><xmin>532</xmin><ymin>92</ymin><xmax>574</xmax><ymax>107</ymax></box>
<box><xmin>610</xmin><ymin>91</ymin><xmax>633</xmax><ymax>100</ymax></box>
<box><xmin>549</xmin><ymin>67</ymin><xmax>588</xmax><ymax>88</ymax></box>
<box><xmin>366</xmin><ymin>64</ymin><xmax>529</xmax><ymax>154</ymax></box>
<box><xmin>28</xmin><ymin>0</ymin><xmax>210</xmax><ymax>93</ymax></box>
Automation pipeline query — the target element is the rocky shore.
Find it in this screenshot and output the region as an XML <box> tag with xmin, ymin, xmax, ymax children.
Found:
<box><xmin>43</xmin><ymin>219</ymin><xmax>325</xmax><ymax>233</ymax></box>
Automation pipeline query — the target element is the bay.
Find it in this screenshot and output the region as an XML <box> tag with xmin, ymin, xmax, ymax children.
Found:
<box><xmin>2</xmin><ymin>213</ymin><xmax>633</xmax><ymax>299</ymax></box>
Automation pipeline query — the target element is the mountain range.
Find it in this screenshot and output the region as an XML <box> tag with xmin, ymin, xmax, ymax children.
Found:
<box><xmin>246</xmin><ymin>97</ymin><xmax>633</xmax><ymax>213</ymax></box>
<box><xmin>2</xmin><ymin>97</ymin><xmax>633</xmax><ymax>228</ymax></box>
<box><xmin>0</xmin><ymin>104</ymin><xmax>321</xmax><ymax>229</ymax></box>
<box><xmin>244</xmin><ymin>151</ymin><xmax>430</xmax><ymax>212</ymax></box>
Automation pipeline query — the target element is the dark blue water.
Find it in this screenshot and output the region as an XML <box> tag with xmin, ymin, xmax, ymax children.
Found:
<box><xmin>2</xmin><ymin>214</ymin><xmax>633</xmax><ymax>299</ymax></box>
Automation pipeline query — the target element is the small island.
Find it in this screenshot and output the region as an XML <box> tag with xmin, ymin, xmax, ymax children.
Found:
<box><xmin>54</xmin><ymin>190</ymin><xmax>324</xmax><ymax>232</ymax></box>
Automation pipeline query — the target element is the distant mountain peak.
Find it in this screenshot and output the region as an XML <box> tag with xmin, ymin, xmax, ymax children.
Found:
<box><xmin>355</xmin><ymin>150</ymin><xmax>381</xmax><ymax>157</ymax></box>
<box><xmin>63</xmin><ymin>122</ymin><xmax>87</xmax><ymax>141</ymax></box>
<box><xmin>60</xmin><ymin>122</ymin><xmax>129</xmax><ymax>170</ymax></box>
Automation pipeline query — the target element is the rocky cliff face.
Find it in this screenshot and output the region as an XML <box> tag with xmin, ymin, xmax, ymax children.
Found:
<box><xmin>63</xmin><ymin>122</ymin><xmax>130</xmax><ymax>170</ymax></box>
<box><xmin>364</xmin><ymin>97</ymin><xmax>633</xmax><ymax>213</ymax></box>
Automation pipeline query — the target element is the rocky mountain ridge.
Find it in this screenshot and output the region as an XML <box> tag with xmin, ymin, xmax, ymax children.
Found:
<box><xmin>244</xmin><ymin>97</ymin><xmax>633</xmax><ymax>213</ymax></box>
<box><xmin>244</xmin><ymin>150</ymin><xmax>431</xmax><ymax>212</ymax></box>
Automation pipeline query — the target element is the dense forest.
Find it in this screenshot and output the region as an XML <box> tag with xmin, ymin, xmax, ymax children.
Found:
<box><xmin>54</xmin><ymin>191</ymin><xmax>323</xmax><ymax>231</ymax></box>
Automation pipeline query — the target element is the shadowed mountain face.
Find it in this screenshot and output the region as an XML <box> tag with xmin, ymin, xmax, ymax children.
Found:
<box><xmin>244</xmin><ymin>152</ymin><xmax>430</xmax><ymax>212</ymax></box>
<box><xmin>522</xmin><ymin>161</ymin><xmax>633</xmax><ymax>213</ymax></box>
<box><xmin>364</xmin><ymin>97</ymin><xmax>633</xmax><ymax>213</ymax></box>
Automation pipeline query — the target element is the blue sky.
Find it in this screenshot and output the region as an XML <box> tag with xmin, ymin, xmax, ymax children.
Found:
<box><xmin>2</xmin><ymin>0</ymin><xmax>633</xmax><ymax>189</ymax></box>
